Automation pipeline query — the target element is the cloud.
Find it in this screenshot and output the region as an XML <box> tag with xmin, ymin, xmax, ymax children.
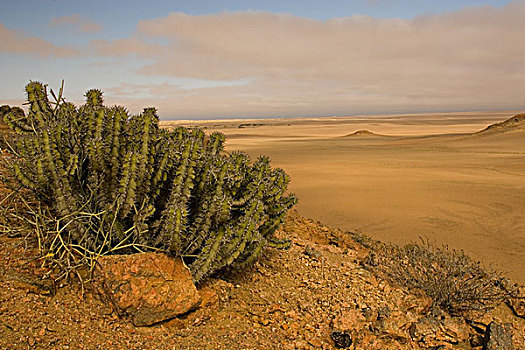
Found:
<box><xmin>93</xmin><ymin>1</ymin><xmax>525</xmax><ymax>118</ymax></box>
<box><xmin>49</xmin><ymin>14</ymin><xmax>103</xmax><ymax>33</ymax></box>
<box><xmin>0</xmin><ymin>23</ymin><xmax>79</xmax><ymax>58</ymax></box>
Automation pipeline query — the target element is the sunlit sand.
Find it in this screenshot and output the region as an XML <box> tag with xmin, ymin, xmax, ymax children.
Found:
<box><xmin>162</xmin><ymin>111</ymin><xmax>525</xmax><ymax>283</ymax></box>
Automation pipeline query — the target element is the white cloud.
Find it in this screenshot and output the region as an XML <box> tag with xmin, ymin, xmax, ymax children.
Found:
<box><xmin>0</xmin><ymin>23</ymin><xmax>79</xmax><ymax>58</ymax></box>
<box><xmin>8</xmin><ymin>2</ymin><xmax>525</xmax><ymax>118</ymax></box>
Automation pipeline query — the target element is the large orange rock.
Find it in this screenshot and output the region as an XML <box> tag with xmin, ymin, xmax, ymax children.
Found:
<box><xmin>94</xmin><ymin>253</ymin><xmax>201</xmax><ymax>326</ymax></box>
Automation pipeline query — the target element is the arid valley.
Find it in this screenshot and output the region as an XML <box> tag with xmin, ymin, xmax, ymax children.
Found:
<box><xmin>2</xmin><ymin>105</ymin><xmax>525</xmax><ymax>349</ymax></box>
<box><xmin>163</xmin><ymin>111</ymin><xmax>525</xmax><ymax>283</ymax></box>
<box><xmin>3</xmin><ymin>1</ymin><xmax>525</xmax><ymax>348</ymax></box>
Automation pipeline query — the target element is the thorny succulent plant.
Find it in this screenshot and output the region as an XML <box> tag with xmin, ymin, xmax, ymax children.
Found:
<box><xmin>1</xmin><ymin>81</ymin><xmax>297</xmax><ymax>282</ymax></box>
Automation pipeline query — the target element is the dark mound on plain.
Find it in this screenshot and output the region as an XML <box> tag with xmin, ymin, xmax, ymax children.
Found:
<box><xmin>475</xmin><ymin>113</ymin><xmax>525</xmax><ymax>136</ymax></box>
<box><xmin>342</xmin><ymin>130</ymin><xmax>385</xmax><ymax>137</ymax></box>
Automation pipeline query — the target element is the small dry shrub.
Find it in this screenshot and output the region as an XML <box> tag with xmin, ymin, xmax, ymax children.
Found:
<box><xmin>365</xmin><ymin>239</ymin><xmax>509</xmax><ymax>315</ymax></box>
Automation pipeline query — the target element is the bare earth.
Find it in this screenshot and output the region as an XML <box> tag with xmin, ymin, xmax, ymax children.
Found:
<box><xmin>162</xmin><ymin>111</ymin><xmax>525</xmax><ymax>283</ymax></box>
<box><xmin>2</xmin><ymin>211</ymin><xmax>524</xmax><ymax>349</ymax></box>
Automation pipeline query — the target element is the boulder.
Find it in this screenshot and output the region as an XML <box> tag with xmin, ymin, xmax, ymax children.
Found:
<box><xmin>483</xmin><ymin>322</ymin><xmax>514</xmax><ymax>350</ymax></box>
<box><xmin>94</xmin><ymin>252</ymin><xmax>201</xmax><ymax>326</ymax></box>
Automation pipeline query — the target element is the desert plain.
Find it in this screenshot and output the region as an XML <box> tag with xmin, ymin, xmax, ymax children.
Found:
<box><xmin>163</xmin><ymin>111</ymin><xmax>525</xmax><ymax>284</ymax></box>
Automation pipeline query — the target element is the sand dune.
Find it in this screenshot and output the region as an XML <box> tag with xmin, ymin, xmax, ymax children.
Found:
<box><xmin>161</xmin><ymin>111</ymin><xmax>525</xmax><ymax>283</ymax></box>
<box><xmin>341</xmin><ymin>130</ymin><xmax>388</xmax><ymax>138</ymax></box>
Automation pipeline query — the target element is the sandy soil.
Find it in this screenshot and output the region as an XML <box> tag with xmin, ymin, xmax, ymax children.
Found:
<box><xmin>162</xmin><ymin>111</ymin><xmax>525</xmax><ymax>283</ymax></box>
<box><xmin>2</xmin><ymin>211</ymin><xmax>524</xmax><ymax>349</ymax></box>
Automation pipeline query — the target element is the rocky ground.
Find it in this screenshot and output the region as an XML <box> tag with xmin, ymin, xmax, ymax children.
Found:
<box><xmin>0</xmin><ymin>209</ymin><xmax>524</xmax><ymax>349</ymax></box>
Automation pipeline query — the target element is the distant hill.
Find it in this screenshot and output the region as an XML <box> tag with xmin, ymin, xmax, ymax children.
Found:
<box><xmin>474</xmin><ymin>113</ymin><xmax>525</xmax><ymax>136</ymax></box>
<box><xmin>342</xmin><ymin>129</ymin><xmax>385</xmax><ymax>137</ymax></box>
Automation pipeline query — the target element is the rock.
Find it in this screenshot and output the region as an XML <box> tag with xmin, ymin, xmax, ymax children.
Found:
<box><xmin>330</xmin><ymin>309</ymin><xmax>366</xmax><ymax>348</ymax></box>
<box><xmin>467</xmin><ymin>313</ymin><xmax>496</xmax><ymax>333</ymax></box>
<box><xmin>326</xmin><ymin>244</ymin><xmax>343</xmax><ymax>254</ymax></box>
<box><xmin>331</xmin><ymin>331</ymin><xmax>352</xmax><ymax>348</ymax></box>
<box><xmin>409</xmin><ymin>314</ymin><xmax>470</xmax><ymax>347</ymax></box>
<box><xmin>94</xmin><ymin>252</ymin><xmax>201</xmax><ymax>326</ymax></box>
<box><xmin>293</xmin><ymin>340</ymin><xmax>310</xmax><ymax>350</ymax></box>
<box><xmin>375</xmin><ymin>310</ymin><xmax>417</xmax><ymax>342</ymax></box>
<box><xmin>307</xmin><ymin>338</ymin><xmax>323</xmax><ymax>348</ymax></box>
<box><xmin>409</xmin><ymin>316</ymin><xmax>444</xmax><ymax>348</ymax></box>
<box><xmin>5</xmin><ymin>270</ymin><xmax>55</xmax><ymax>296</ymax></box>
<box><xmin>304</xmin><ymin>246</ymin><xmax>322</xmax><ymax>260</ymax></box>
<box><xmin>205</xmin><ymin>279</ymin><xmax>234</xmax><ymax>303</ymax></box>
<box><xmin>332</xmin><ymin>309</ymin><xmax>366</xmax><ymax>330</ymax></box>
<box><xmin>198</xmin><ymin>284</ymin><xmax>219</xmax><ymax>307</ymax></box>
<box><xmin>439</xmin><ymin>316</ymin><xmax>470</xmax><ymax>344</ymax></box>
<box><xmin>361</xmin><ymin>307</ymin><xmax>375</xmax><ymax>322</ymax></box>
<box><xmin>507</xmin><ymin>296</ymin><xmax>525</xmax><ymax>319</ymax></box>
<box><xmin>483</xmin><ymin>322</ymin><xmax>514</xmax><ymax>350</ymax></box>
<box><xmin>163</xmin><ymin>318</ymin><xmax>186</xmax><ymax>331</ymax></box>
<box><xmin>359</xmin><ymin>336</ymin><xmax>407</xmax><ymax>350</ymax></box>
<box><xmin>470</xmin><ymin>334</ymin><xmax>485</xmax><ymax>347</ymax></box>
<box><xmin>402</xmin><ymin>293</ymin><xmax>433</xmax><ymax>315</ymax></box>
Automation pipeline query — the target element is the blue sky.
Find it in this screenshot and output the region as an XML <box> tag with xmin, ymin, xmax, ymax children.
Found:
<box><xmin>1</xmin><ymin>1</ymin><xmax>512</xmax><ymax>45</ymax></box>
<box><xmin>1</xmin><ymin>0</ymin><xmax>523</xmax><ymax>119</ymax></box>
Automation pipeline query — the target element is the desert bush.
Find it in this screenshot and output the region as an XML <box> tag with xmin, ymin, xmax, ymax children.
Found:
<box><xmin>365</xmin><ymin>239</ymin><xmax>508</xmax><ymax>315</ymax></box>
<box><xmin>1</xmin><ymin>81</ymin><xmax>296</xmax><ymax>282</ymax></box>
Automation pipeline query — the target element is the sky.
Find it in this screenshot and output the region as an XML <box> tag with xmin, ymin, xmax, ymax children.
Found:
<box><xmin>0</xmin><ymin>0</ymin><xmax>524</xmax><ymax>119</ymax></box>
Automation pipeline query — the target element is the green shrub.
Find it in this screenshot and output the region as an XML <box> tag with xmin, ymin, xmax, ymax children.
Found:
<box><xmin>2</xmin><ymin>81</ymin><xmax>296</xmax><ymax>282</ymax></box>
<box><xmin>0</xmin><ymin>105</ymin><xmax>21</xmax><ymax>150</ymax></box>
